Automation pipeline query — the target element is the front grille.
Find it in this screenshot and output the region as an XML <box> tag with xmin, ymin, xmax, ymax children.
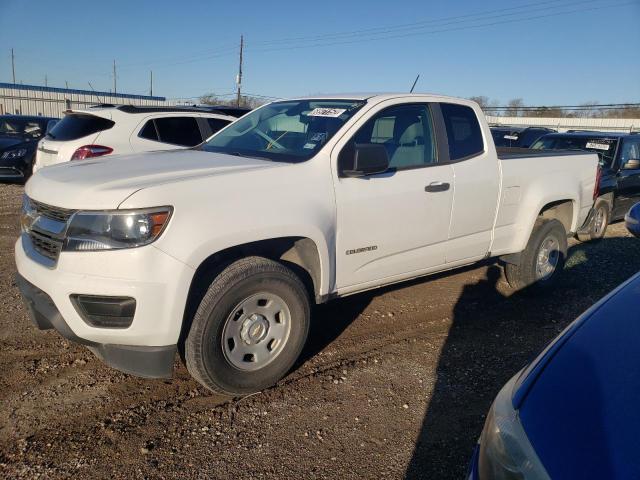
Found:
<box><xmin>30</xmin><ymin>199</ymin><xmax>74</xmax><ymax>222</ymax></box>
<box><xmin>29</xmin><ymin>229</ymin><xmax>63</xmax><ymax>262</ymax></box>
<box><xmin>24</xmin><ymin>197</ymin><xmax>75</xmax><ymax>265</ymax></box>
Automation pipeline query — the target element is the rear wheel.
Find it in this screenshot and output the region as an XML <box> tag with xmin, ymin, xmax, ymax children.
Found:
<box><xmin>576</xmin><ymin>198</ymin><xmax>610</xmax><ymax>242</ymax></box>
<box><xmin>184</xmin><ymin>256</ymin><xmax>310</xmax><ymax>395</ymax></box>
<box><xmin>505</xmin><ymin>219</ymin><xmax>568</xmax><ymax>291</ymax></box>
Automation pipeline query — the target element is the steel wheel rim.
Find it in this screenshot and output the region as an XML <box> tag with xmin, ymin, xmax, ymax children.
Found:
<box><xmin>536</xmin><ymin>236</ymin><xmax>560</xmax><ymax>280</ymax></box>
<box><xmin>221</xmin><ymin>292</ymin><xmax>292</xmax><ymax>371</ymax></box>
<box><xmin>593</xmin><ymin>207</ymin><xmax>607</xmax><ymax>236</ymax></box>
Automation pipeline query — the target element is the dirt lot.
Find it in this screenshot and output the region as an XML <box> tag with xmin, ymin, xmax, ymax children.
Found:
<box><xmin>1</xmin><ymin>183</ymin><xmax>639</xmax><ymax>479</ymax></box>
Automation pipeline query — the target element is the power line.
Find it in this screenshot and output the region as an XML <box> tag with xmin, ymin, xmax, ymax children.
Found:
<box><xmin>249</xmin><ymin>0</ymin><xmax>635</xmax><ymax>54</ymax></box>
<box><xmin>250</xmin><ymin>0</ymin><xmax>595</xmax><ymax>47</ymax></box>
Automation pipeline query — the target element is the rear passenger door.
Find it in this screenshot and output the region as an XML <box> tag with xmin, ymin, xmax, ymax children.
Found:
<box><xmin>439</xmin><ymin>103</ymin><xmax>500</xmax><ymax>263</ymax></box>
<box><xmin>130</xmin><ymin>116</ymin><xmax>206</xmax><ymax>152</ymax></box>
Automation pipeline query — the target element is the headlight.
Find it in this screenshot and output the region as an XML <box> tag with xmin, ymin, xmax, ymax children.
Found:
<box><xmin>2</xmin><ymin>148</ymin><xmax>27</xmax><ymax>160</ymax></box>
<box><xmin>63</xmin><ymin>207</ymin><xmax>172</xmax><ymax>252</ymax></box>
<box><xmin>478</xmin><ymin>376</ymin><xmax>550</xmax><ymax>480</ymax></box>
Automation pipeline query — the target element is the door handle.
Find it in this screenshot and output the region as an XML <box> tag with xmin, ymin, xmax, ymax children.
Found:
<box><xmin>425</xmin><ymin>181</ymin><xmax>450</xmax><ymax>192</ymax></box>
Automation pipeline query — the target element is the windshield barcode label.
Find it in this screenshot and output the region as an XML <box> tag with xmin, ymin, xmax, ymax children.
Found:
<box><xmin>307</xmin><ymin>108</ymin><xmax>346</xmax><ymax>118</ymax></box>
<box><xmin>585</xmin><ymin>142</ymin><xmax>611</xmax><ymax>151</ymax></box>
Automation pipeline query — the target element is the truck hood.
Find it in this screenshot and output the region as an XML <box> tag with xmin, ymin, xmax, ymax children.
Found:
<box><xmin>26</xmin><ymin>150</ymin><xmax>280</xmax><ymax>209</ymax></box>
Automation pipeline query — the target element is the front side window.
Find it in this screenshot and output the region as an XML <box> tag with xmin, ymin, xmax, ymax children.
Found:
<box><xmin>139</xmin><ymin>120</ymin><xmax>158</xmax><ymax>141</ymax></box>
<box><xmin>440</xmin><ymin>103</ymin><xmax>484</xmax><ymax>160</ymax></box>
<box><xmin>346</xmin><ymin>104</ymin><xmax>437</xmax><ymax>169</ymax></box>
<box><xmin>154</xmin><ymin>117</ymin><xmax>202</xmax><ymax>147</ymax></box>
<box><xmin>202</xmin><ymin>99</ymin><xmax>365</xmax><ymax>162</ymax></box>
<box><xmin>620</xmin><ymin>138</ymin><xmax>640</xmax><ymax>167</ymax></box>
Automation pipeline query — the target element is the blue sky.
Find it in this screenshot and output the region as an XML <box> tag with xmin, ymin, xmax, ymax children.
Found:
<box><xmin>1</xmin><ymin>0</ymin><xmax>638</xmax><ymax>105</ymax></box>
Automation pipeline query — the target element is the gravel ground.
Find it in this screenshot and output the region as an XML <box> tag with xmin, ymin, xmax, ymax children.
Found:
<box><xmin>1</xmin><ymin>182</ymin><xmax>639</xmax><ymax>479</ymax></box>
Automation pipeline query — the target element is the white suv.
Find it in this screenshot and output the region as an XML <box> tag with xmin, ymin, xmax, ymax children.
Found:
<box><xmin>33</xmin><ymin>105</ymin><xmax>246</xmax><ymax>172</ymax></box>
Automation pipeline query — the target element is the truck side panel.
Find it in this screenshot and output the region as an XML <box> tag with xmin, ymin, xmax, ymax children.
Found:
<box><xmin>491</xmin><ymin>153</ymin><xmax>598</xmax><ymax>256</ymax></box>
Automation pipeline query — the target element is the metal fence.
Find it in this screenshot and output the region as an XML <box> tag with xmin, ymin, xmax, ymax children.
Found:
<box><xmin>0</xmin><ymin>83</ymin><xmax>167</xmax><ymax>118</ymax></box>
<box><xmin>486</xmin><ymin>115</ymin><xmax>640</xmax><ymax>133</ymax></box>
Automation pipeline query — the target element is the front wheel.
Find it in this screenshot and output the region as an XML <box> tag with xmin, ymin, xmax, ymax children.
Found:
<box><xmin>505</xmin><ymin>219</ymin><xmax>568</xmax><ymax>291</ymax></box>
<box><xmin>184</xmin><ymin>256</ymin><xmax>310</xmax><ymax>395</ymax></box>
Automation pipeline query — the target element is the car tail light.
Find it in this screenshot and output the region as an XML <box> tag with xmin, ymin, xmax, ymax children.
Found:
<box><xmin>71</xmin><ymin>145</ymin><xmax>113</xmax><ymax>161</ymax></box>
<box><xmin>593</xmin><ymin>166</ymin><xmax>602</xmax><ymax>200</ymax></box>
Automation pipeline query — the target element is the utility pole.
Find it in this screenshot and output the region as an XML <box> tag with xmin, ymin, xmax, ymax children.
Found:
<box><xmin>11</xmin><ymin>48</ymin><xmax>16</xmax><ymax>84</ymax></box>
<box><xmin>236</xmin><ymin>34</ymin><xmax>243</xmax><ymax>107</ymax></box>
<box><xmin>150</xmin><ymin>70</ymin><xmax>153</xmax><ymax>96</ymax></box>
<box><xmin>65</xmin><ymin>80</ymin><xmax>69</xmax><ymax>89</ymax></box>
<box><xmin>44</xmin><ymin>74</ymin><xmax>48</xmax><ymax>87</ymax></box>
<box><xmin>113</xmin><ymin>59</ymin><xmax>117</xmax><ymax>95</ymax></box>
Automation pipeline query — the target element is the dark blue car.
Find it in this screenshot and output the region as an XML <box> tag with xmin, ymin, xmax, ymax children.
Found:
<box><xmin>626</xmin><ymin>202</ymin><xmax>640</xmax><ymax>238</ymax></box>
<box><xmin>469</xmin><ymin>271</ymin><xmax>640</xmax><ymax>479</ymax></box>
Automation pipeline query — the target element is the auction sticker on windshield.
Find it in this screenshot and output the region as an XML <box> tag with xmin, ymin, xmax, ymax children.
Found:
<box><xmin>586</xmin><ymin>141</ymin><xmax>612</xmax><ymax>151</ymax></box>
<box><xmin>307</xmin><ymin>108</ymin><xmax>346</xmax><ymax>117</ymax></box>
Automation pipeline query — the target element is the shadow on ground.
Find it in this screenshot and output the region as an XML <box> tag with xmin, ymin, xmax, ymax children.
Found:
<box><xmin>404</xmin><ymin>236</ymin><xmax>640</xmax><ymax>479</ymax></box>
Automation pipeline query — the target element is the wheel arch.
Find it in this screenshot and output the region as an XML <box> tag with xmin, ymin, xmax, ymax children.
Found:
<box><xmin>178</xmin><ymin>236</ymin><xmax>326</xmax><ymax>359</ymax></box>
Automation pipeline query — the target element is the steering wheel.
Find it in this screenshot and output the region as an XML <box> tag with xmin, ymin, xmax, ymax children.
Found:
<box><xmin>255</xmin><ymin>129</ymin><xmax>285</xmax><ymax>150</ymax></box>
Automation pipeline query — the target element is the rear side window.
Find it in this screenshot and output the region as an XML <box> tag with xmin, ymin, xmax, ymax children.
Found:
<box><xmin>139</xmin><ymin>120</ymin><xmax>158</xmax><ymax>141</ymax></box>
<box><xmin>154</xmin><ymin>117</ymin><xmax>202</xmax><ymax>147</ymax></box>
<box><xmin>207</xmin><ymin>118</ymin><xmax>231</xmax><ymax>135</ymax></box>
<box><xmin>47</xmin><ymin>114</ymin><xmax>114</xmax><ymax>141</ymax></box>
<box><xmin>440</xmin><ymin>103</ymin><xmax>484</xmax><ymax>160</ymax></box>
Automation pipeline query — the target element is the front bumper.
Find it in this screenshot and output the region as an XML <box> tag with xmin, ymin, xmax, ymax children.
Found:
<box><xmin>15</xmin><ymin>234</ymin><xmax>196</xmax><ymax>378</ymax></box>
<box><xmin>17</xmin><ymin>274</ymin><xmax>175</xmax><ymax>378</ymax></box>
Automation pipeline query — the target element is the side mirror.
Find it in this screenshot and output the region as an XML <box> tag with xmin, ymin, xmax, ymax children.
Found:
<box><xmin>342</xmin><ymin>143</ymin><xmax>390</xmax><ymax>177</ymax></box>
<box><xmin>623</xmin><ymin>159</ymin><xmax>640</xmax><ymax>170</ymax></box>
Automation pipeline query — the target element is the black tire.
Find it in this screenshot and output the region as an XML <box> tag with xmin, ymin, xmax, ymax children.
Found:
<box><xmin>505</xmin><ymin>219</ymin><xmax>568</xmax><ymax>291</ymax></box>
<box><xmin>184</xmin><ymin>256</ymin><xmax>310</xmax><ymax>395</ymax></box>
<box><xmin>576</xmin><ymin>198</ymin><xmax>610</xmax><ymax>242</ymax></box>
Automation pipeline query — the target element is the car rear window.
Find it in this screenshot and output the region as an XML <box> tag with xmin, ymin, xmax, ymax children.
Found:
<box><xmin>154</xmin><ymin>117</ymin><xmax>202</xmax><ymax>147</ymax></box>
<box><xmin>207</xmin><ymin>118</ymin><xmax>231</xmax><ymax>136</ymax></box>
<box><xmin>47</xmin><ymin>114</ymin><xmax>114</xmax><ymax>141</ymax></box>
<box><xmin>440</xmin><ymin>103</ymin><xmax>484</xmax><ymax>160</ymax></box>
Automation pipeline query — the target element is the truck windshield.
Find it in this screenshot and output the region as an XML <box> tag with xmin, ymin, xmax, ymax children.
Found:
<box><xmin>202</xmin><ymin>99</ymin><xmax>365</xmax><ymax>162</ymax></box>
<box><xmin>531</xmin><ymin>136</ymin><xmax>618</xmax><ymax>166</ymax></box>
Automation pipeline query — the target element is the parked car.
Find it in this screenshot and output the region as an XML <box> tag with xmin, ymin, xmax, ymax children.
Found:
<box><xmin>469</xmin><ymin>270</ymin><xmax>640</xmax><ymax>479</ymax></box>
<box><xmin>0</xmin><ymin>115</ymin><xmax>58</xmax><ymax>181</ymax></box>
<box><xmin>531</xmin><ymin>131</ymin><xmax>640</xmax><ymax>241</ymax></box>
<box><xmin>32</xmin><ymin>105</ymin><xmax>243</xmax><ymax>172</ymax></box>
<box><xmin>490</xmin><ymin>126</ymin><xmax>556</xmax><ymax>148</ymax></box>
<box><xmin>626</xmin><ymin>202</ymin><xmax>640</xmax><ymax>237</ymax></box>
<box><xmin>16</xmin><ymin>94</ymin><xmax>598</xmax><ymax>395</ymax></box>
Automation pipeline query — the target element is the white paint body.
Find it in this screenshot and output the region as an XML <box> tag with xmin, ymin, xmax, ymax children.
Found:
<box><xmin>16</xmin><ymin>94</ymin><xmax>598</xmax><ymax>348</ymax></box>
<box><xmin>32</xmin><ymin>107</ymin><xmax>235</xmax><ymax>172</ymax></box>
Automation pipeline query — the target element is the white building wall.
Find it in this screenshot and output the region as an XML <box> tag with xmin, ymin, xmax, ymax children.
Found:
<box><xmin>486</xmin><ymin>115</ymin><xmax>640</xmax><ymax>133</ymax></box>
<box><xmin>0</xmin><ymin>83</ymin><xmax>167</xmax><ymax>118</ymax></box>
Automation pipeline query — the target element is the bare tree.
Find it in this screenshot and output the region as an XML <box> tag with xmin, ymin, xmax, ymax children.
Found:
<box><xmin>200</xmin><ymin>93</ymin><xmax>265</xmax><ymax>109</ymax></box>
<box><xmin>505</xmin><ymin>98</ymin><xmax>524</xmax><ymax>117</ymax></box>
<box><xmin>469</xmin><ymin>96</ymin><xmax>490</xmax><ymax>110</ymax></box>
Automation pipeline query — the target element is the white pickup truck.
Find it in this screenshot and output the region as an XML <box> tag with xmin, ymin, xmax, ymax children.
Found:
<box><xmin>16</xmin><ymin>94</ymin><xmax>599</xmax><ymax>395</ymax></box>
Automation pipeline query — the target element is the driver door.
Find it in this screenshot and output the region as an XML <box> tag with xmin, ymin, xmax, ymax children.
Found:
<box><xmin>615</xmin><ymin>137</ymin><xmax>640</xmax><ymax>218</ymax></box>
<box><xmin>332</xmin><ymin>103</ymin><xmax>454</xmax><ymax>292</ymax></box>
